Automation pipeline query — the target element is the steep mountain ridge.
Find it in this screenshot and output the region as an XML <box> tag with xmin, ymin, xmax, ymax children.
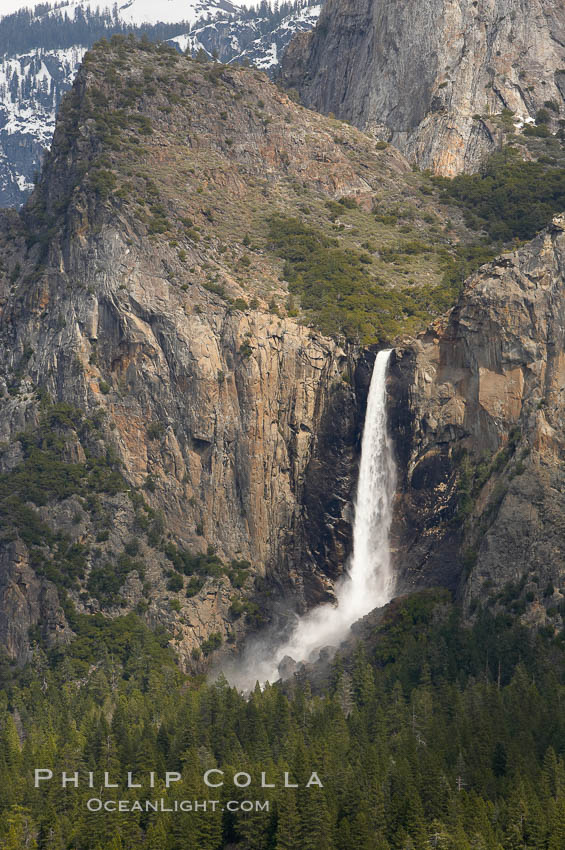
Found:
<box><xmin>0</xmin><ymin>35</ymin><xmax>462</xmax><ymax>667</ymax></box>
<box><xmin>281</xmin><ymin>0</ymin><xmax>565</xmax><ymax>175</ymax></box>
<box><xmin>2</xmin><ymin>32</ymin><xmax>565</xmax><ymax>674</ymax></box>
<box><xmin>0</xmin><ymin>1</ymin><xmax>322</xmax><ymax>207</ymax></box>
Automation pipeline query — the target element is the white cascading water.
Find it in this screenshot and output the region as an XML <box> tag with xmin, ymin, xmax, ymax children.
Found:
<box><xmin>224</xmin><ymin>349</ymin><xmax>397</xmax><ymax>688</ymax></box>
<box><xmin>347</xmin><ymin>348</ymin><xmax>397</xmax><ymax>613</ymax></box>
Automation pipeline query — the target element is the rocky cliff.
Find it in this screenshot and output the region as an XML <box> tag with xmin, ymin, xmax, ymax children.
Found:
<box><xmin>3</xmin><ymin>32</ymin><xmax>562</xmax><ymax>673</ymax></box>
<box><xmin>390</xmin><ymin>224</ymin><xmax>565</xmax><ymax>629</ymax></box>
<box><xmin>0</xmin><ymin>35</ymin><xmax>460</xmax><ymax>668</ymax></box>
<box><xmin>281</xmin><ymin>0</ymin><xmax>565</xmax><ymax>174</ymax></box>
<box><xmin>0</xmin><ymin>3</ymin><xmax>323</xmax><ymax>207</ymax></box>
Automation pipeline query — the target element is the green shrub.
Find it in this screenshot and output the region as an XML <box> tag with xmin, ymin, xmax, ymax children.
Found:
<box><xmin>167</xmin><ymin>572</ymin><xmax>184</xmax><ymax>592</ymax></box>
<box><xmin>500</xmin><ymin>108</ymin><xmax>515</xmax><ymax>130</ymax></box>
<box><xmin>229</xmin><ymin>599</ymin><xmax>245</xmax><ymax>617</ymax></box>
<box><xmin>89</xmin><ymin>168</ymin><xmax>117</xmax><ymax>199</ymax></box>
<box><xmin>203</xmin><ymin>281</ymin><xmax>226</xmax><ymax>298</ymax></box>
<box><xmin>227</xmin><ymin>558</ymin><xmax>250</xmax><ymax>588</ymax></box>
<box><xmin>88</xmin><ymin>553</ymin><xmax>145</xmax><ymax>606</ymax></box>
<box><xmin>125</xmin><ymin>539</ymin><xmax>140</xmax><ymax>556</ymax></box>
<box><xmin>325</xmin><ymin>200</ymin><xmax>343</xmax><ymax>221</ymax></box>
<box><xmin>201</xmin><ymin>631</ymin><xmax>222</xmax><ymax>655</ymax></box>
<box><xmin>164</xmin><ymin>542</ymin><xmax>225</xmax><ymax>579</ymax></box>
<box><xmin>523</xmin><ymin>124</ymin><xmax>551</xmax><ymax>138</ymax></box>
<box><xmin>186</xmin><ymin>577</ymin><xmax>205</xmax><ymax>597</ymax></box>
<box><xmin>146</xmin><ymin>421</ymin><xmax>165</xmax><ymax>440</ymax></box>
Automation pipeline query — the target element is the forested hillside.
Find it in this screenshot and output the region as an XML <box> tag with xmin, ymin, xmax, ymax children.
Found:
<box><xmin>2</xmin><ymin>592</ymin><xmax>565</xmax><ymax>849</ymax></box>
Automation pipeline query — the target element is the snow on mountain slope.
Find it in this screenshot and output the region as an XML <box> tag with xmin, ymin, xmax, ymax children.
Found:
<box><xmin>168</xmin><ymin>17</ymin><xmax>265</xmax><ymax>61</ymax></box>
<box><xmin>234</xmin><ymin>4</ymin><xmax>321</xmax><ymax>70</ymax></box>
<box><xmin>0</xmin><ymin>47</ymin><xmax>84</xmax><ymax>142</ymax></box>
<box><xmin>0</xmin><ymin>0</ymin><xmax>244</xmax><ymax>24</ymax></box>
<box><xmin>168</xmin><ymin>3</ymin><xmax>321</xmax><ymax>69</ymax></box>
<box><xmin>0</xmin><ymin>46</ymin><xmax>86</xmax><ymax>205</ymax></box>
<box><xmin>117</xmin><ymin>0</ymin><xmax>241</xmax><ymax>25</ymax></box>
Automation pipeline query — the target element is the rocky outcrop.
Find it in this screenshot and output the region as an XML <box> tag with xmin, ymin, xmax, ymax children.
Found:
<box><xmin>5</xmin><ymin>32</ymin><xmax>563</xmax><ymax>669</ymax></box>
<box><xmin>281</xmin><ymin>0</ymin><xmax>565</xmax><ymax>174</ymax></box>
<box><xmin>0</xmin><ymin>182</ymin><xmax>360</xmax><ymax>663</ymax></box>
<box><xmin>0</xmin><ymin>541</ymin><xmax>72</xmax><ymax>665</ymax></box>
<box><xmin>390</xmin><ymin>224</ymin><xmax>565</xmax><ymax>623</ymax></box>
<box><xmin>0</xmin><ymin>6</ymin><xmax>322</xmax><ymax>208</ymax></box>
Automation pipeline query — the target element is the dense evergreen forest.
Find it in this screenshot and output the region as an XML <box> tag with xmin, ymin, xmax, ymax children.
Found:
<box><xmin>0</xmin><ymin>7</ymin><xmax>190</xmax><ymax>55</ymax></box>
<box><xmin>2</xmin><ymin>590</ymin><xmax>565</xmax><ymax>849</ymax></box>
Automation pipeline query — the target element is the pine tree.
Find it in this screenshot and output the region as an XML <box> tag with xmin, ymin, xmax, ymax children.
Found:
<box><xmin>548</xmin><ymin>798</ymin><xmax>565</xmax><ymax>850</ymax></box>
<box><xmin>275</xmin><ymin>790</ymin><xmax>299</xmax><ymax>850</ymax></box>
<box><xmin>428</xmin><ymin>819</ymin><xmax>451</xmax><ymax>849</ymax></box>
<box><xmin>525</xmin><ymin>795</ymin><xmax>547</xmax><ymax>850</ymax></box>
<box><xmin>145</xmin><ymin>819</ymin><xmax>167</xmax><ymax>850</ymax></box>
<box><xmin>1</xmin><ymin>806</ymin><xmax>38</xmax><ymax>850</ymax></box>
<box><xmin>352</xmin><ymin>644</ymin><xmax>375</xmax><ymax>709</ymax></box>
<box><xmin>335</xmin><ymin>673</ymin><xmax>354</xmax><ymax>718</ymax></box>
<box><xmin>298</xmin><ymin>790</ymin><xmax>334</xmax><ymax>850</ymax></box>
<box><xmin>503</xmin><ymin>783</ymin><xmax>529</xmax><ymax>850</ymax></box>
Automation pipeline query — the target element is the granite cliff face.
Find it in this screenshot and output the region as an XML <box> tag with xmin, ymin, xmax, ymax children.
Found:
<box><xmin>390</xmin><ymin>224</ymin><xmax>565</xmax><ymax>627</ymax></box>
<box><xmin>2</xmin><ymin>33</ymin><xmax>564</xmax><ymax>672</ymax></box>
<box><xmin>0</xmin><ymin>37</ymin><xmax>442</xmax><ymax>667</ymax></box>
<box><xmin>281</xmin><ymin>0</ymin><xmax>565</xmax><ymax>174</ymax></box>
<box><xmin>0</xmin><ymin>539</ymin><xmax>72</xmax><ymax>664</ymax></box>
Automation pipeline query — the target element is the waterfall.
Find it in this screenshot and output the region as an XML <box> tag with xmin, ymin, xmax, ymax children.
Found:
<box><xmin>223</xmin><ymin>349</ymin><xmax>397</xmax><ymax>687</ymax></box>
<box><xmin>345</xmin><ymin>348</ymin><xmax>397</xmax><ymax>614</ymax></box>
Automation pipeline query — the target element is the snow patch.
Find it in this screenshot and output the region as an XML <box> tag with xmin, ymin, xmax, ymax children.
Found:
<box><xmin>0</xmin><ymin>0</ymin><xmax>273</xmax><ymax>25</ymax></box>
<box><xmin>0</xmin><ymin>46</ymin><xmax>86</xmax><ymax>145</ymax></box>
